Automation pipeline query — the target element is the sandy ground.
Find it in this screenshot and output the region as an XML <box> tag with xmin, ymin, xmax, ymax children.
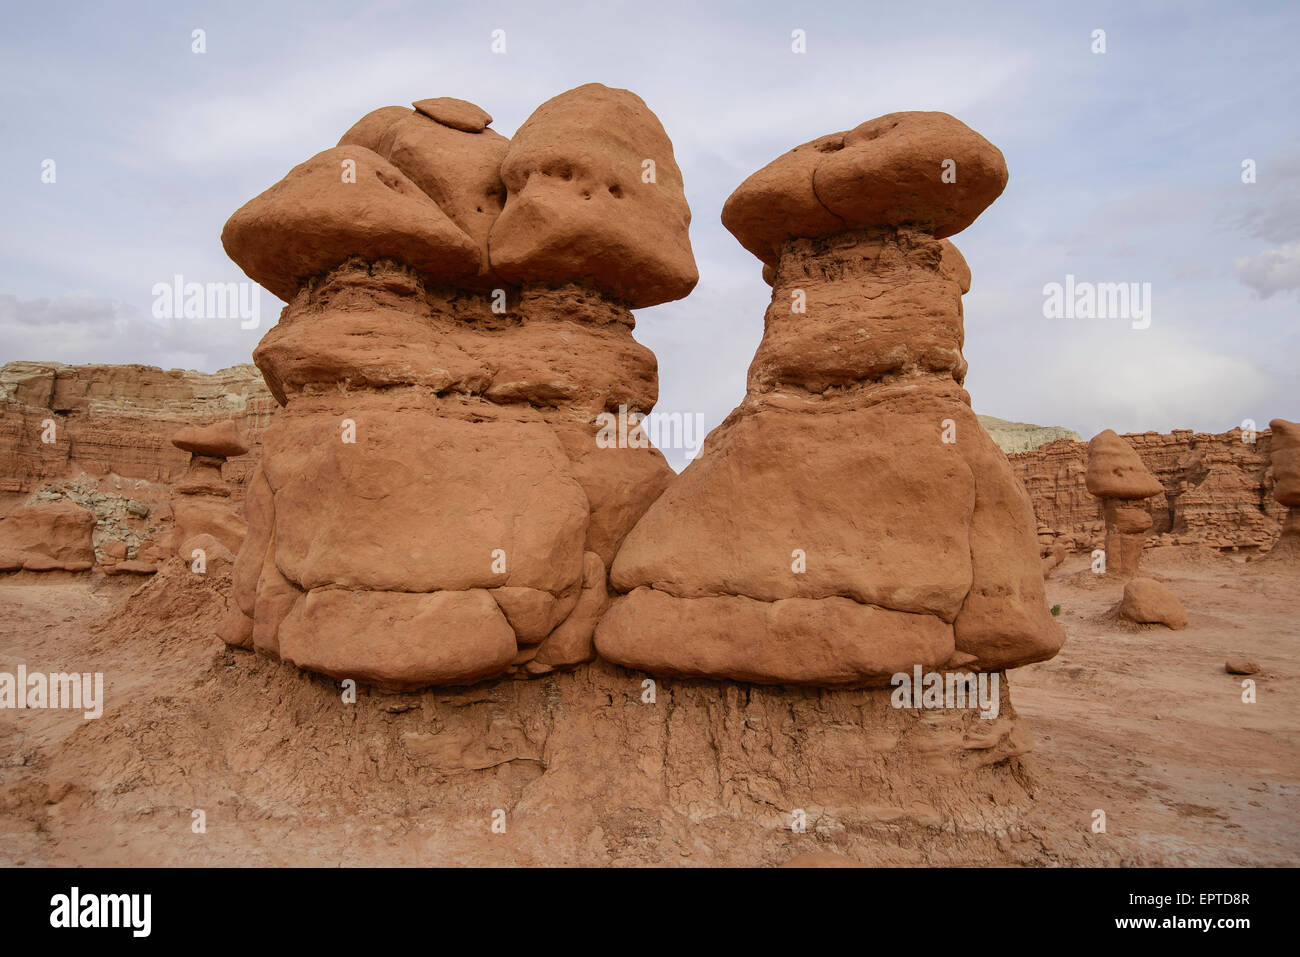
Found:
<box><xmin>0</xmin><ymin>547</ymin><xmax>1296</xmax><ymax>867</ymax></box>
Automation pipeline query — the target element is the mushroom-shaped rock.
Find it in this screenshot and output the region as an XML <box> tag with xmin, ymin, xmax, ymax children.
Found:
<box><xmin>170</xmin><ymin>420</ymin><xmax>248</xmax><ymax>555</ymax></box>
<box><xmin>1085</xmin><ymin>430</ymin><xmax>1162</xmax><ymax>578</ymax></box>
<box><xmin>221</xmin><ymin>146</ymin><xmax>480</xmax><ymax>301</ymax></box>
<box><xmin>597</xmin><ymin>113</ymin><xmax>1062</xmax><ymax>686</ymax></box>
<box><xmin>722</xmin><ymin>111</ymin><xmax>1008</xmax><ymax>267</ymax></box>
<box><xmin>171</xmin><ymin>420</ymin><xmax>249</xmax><ymax>459</ymax></box>
<box><xmin>489</xmin><ymin>83</ymin><xmax>698</xmax><ymax>307</ymax></box>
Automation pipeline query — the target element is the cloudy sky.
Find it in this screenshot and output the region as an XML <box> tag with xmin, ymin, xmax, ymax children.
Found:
<box><xmin>2</xmin><ymin>0</ymin><xmax>1297</xmax><ymax>469</ymax></box>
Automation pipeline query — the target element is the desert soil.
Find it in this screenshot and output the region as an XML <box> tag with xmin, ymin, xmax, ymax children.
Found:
<box><xmin>0</xmin><ymin>547</ymin><xmax>1295</xmax><ymax>867</ymax></box>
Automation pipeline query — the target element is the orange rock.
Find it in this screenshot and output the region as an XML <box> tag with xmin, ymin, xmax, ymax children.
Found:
<box><xmin>598</xmin><ymin>114</ymin><xmax>1062</xmax><ymax>685</ymax></box>
<box><xmin>0</xmin><ymin>501</ymin><xmax>95</xmax><ymax>567</ymax></box>
<box><xmin>1270</xmin><ymin>418</ymin><xmax>1300</xmax><ymax>506</ymax></box>
<box><xmin>722</xmin><ymin>111</ymin><xmax>1008</xmax><ymax>267</ymax></box>
<box><xmin>372</xmin><ymin>109</ymin><xmax>508</xmax><ymax>272</ymax></box>
<box><xmin>103</xmin><ymin>559</ymin><xmax>159</xmax><ymax>576</ymax></box>
<box><xmin>101</xmin><ymin>541</ymin><xmax>128</xmax><ymax>561</ymax></box>
<box><xmin>172</xmin><ymin>420</ymin><xmax>249</xmax><ymax>459</ymax></box>
<box><xmin>1086</xmin><ymin>430</ymin><xmax>1164</xmax><ymax>500</ymax></box>
<box><xmin>221</xmin><ymin>146</ymin><xmax>480</xmax><ymax>301</ymax></box>
<box><xmin>1041</xmin><ymin>544</ymin><xmax>1067</xmax><ymax>579</ymax></box>
<box><xmin>1118</xmin><ymin>578</ymin><xmax>1188</xmax><ymax>630</ymax></box>
<box><xmin>412</xmin><ymin>97</ymin><xmax>493</xmax><ymax>133</ymax></box>
<box><xmin>490</xmin><ymin>83</ymin><xmax>698</xmax><ymax>307</ymax></box>
<box><xmin>220</xmin><ymin>87</ymin><xmax>688</xmax><ymax>688</ymax></box>
<box><xmin>1086</xmin><ymin>430</ymin><xmax>1164</xmax><ymax>579</ymax></box>
<box><xmin>1008</xmin><ymin>427</ymin><xmax>1285</xmax><ymax>552</ymax></box>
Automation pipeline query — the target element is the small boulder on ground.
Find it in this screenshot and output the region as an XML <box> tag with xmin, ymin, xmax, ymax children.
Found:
<box><xmin>1118</xmin><ymin>577</ymin><xmax>1188</xmax><ymax>630</ymax></box>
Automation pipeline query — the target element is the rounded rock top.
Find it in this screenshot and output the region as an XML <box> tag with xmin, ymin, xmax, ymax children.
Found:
<box><xmin>1085</xmin><ymin>429</ymin><xmax>1164</xmax><ymax>500</ymax></box>
<box><xmin>722</xmin><ymin>111</ymin><xmax>1009</xmax><ymax>266</ymax></box>
<box><xmin>487</xmin><ymin>82</ymin><xmax>697</xmax><ymax>308</ymax></box>
<box><xmin>172</xmin><ymin>420</ymin><xmax>249</xmax><ymax>458</ymax></box>
<box><xmin>1269</xmin><ymin>418</ymin><xmax>1300</xmax><ymax>506</ymax></box>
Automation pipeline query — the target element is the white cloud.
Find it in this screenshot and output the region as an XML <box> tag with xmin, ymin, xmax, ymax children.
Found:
<box><xmin>0</xmin><ymin>293</ymin><xmax>262</xmax><ymax>370</ymax></box>
<box><xmin>1235</xmin><ymin>243</ymin><xmax>1300</xmax><ymax>298</ymax></box>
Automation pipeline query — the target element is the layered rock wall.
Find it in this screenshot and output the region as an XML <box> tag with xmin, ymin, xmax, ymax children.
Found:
<box><xmin>0</xmin><ymin>361</ymin><xmax>274</xmax><ymax>502</ymax></box>
<box><xmin>1010</xmin><ymin>428</ymin><xmax>1284</xmax><ymax>552</ymax></box>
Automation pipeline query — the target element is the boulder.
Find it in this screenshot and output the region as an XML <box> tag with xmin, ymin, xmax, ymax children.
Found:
<box><xmin>489</xmin><ymin>83</ymin><xmax>697</xmax><ymax>307</ymax></box>
<box><xmin>0</xmin><ymin>501</ymin><xmax>96</xmax><ymax>567</ymax></box>
<box><xmin>171</xmin><ymin>420</ymin><xmax>249</xmax><ymax>459</ymax></box>
<box><xmin>221</xmin><ymin>146</ymin><xmax>480</xmax><ymax>300</ymax></box>
<box><xmin>1118</xmin><ymin>578</ymin><xmax>1188</xmax><ymax>630</ymax></box>
<box><xmin>722</xmin><ymin>111</ymin><xmax>1008</xmax><ymax>267</ymax></box>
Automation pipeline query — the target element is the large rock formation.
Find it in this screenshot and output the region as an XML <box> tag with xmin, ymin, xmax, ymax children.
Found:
<box><xmin>1009</xmin><ymin>427</ymin><xmax>1285</xmax><ymax>553</ymax></box>
<box><xmin>596</xmin><ymin>112</ymin><xmax>1064</xmax><ymax>686</ymax></box>
<box><xmin>0</xmin><ymin>362</ymin><xmax>273</xmax><ymax>502</ymax></box>
<box><xmin>1086</xmin><ymin>430</ymin><xmax>1163</xmax><ymax>579</ymax></box>
<box><xmin>1263</xmin><ymin>418</ymin><xmax>1300</xmax><ymax>563</ymax></box>
<box><xmin>0</xmin><ymin>362</ymin><xmax>268</xmax><ymax>570</ymax></box>
<box><xmin>0</xmin><ymin>500</ymin><xmax>95</xmax><ymax>571</ymax></box>
<box><xmin>219</xmin><ymin>85</ymin><xmax>691</xmax><ymax>689</ymax></box>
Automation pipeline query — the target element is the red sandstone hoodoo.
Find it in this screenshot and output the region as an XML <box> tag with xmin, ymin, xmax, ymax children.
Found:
<box><xmin>596</xmin><ymin>111</ymin><xmax>1065</xmax><ymax>685</ymax></box>
<box><xmin>1263</xmin><ymin>417</ymin><xmax>1300</xmax><ymax>563</ymax></box>
<box><xmin>218</xmin><ymin>85</ymin><xmax>693</xmax><ymax>689</ymax></box>
<box><xmin>1085</xmin><ymin>429</ymin><xmax>1163</xmax><ymax>579</ymax></box>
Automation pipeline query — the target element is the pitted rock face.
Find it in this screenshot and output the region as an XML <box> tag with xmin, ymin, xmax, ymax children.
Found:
<box><xmin>722</xmin><ymin>111</ymin><xmax>1009</xmax><ymax>267</ymax></box>
<box><xmin>340</xmin><ymin>100</ymin><xmax>509</xmax><ymax>277</ymax></box>
<box><xmin>597</xmin><ymin>115</ymin><xmax>1062</xmax><ymax>686</ymax></box>
<box><xmin>1269</xmin><ymin>418</ymin><xmax>1300</xmax><ymax>507</ymax></box>
<box><xmin>489</xmin><ymin>83</ymin><xmax>698</xmax><ymax>308</ymax></box>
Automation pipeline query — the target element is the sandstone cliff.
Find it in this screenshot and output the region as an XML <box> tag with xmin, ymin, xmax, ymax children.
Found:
<box><xmin>0</xmin><ymin>361</ymin><xmax>273</xmax><ymax>560</ymax></box>
<box><xmin>1010</xmin><ymin>427</ymin><xmax>1285</xmax><ymax>553</ymax></box>
<box><xmin>0</xmin><ymin>361</ymin><xmax>273</xmax><ymax>499</ymax></box>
